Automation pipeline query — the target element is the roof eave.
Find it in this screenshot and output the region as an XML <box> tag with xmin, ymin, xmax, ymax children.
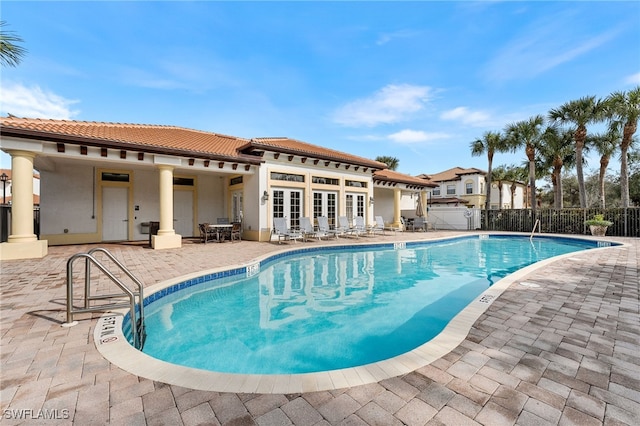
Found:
<box><xmin>241</xmin><ymin>140</ymin><xmax>386</xmax><ymax>171</ymax></box>
<box><xmin>1</xmin><ymin>126</ymin><xmax>263</xmax><ymax>165</ymax></box>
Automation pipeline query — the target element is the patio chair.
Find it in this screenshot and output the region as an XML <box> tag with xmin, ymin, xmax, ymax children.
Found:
<box><xmin>317</xmin><ymin>216</ymin><xmax>341</xmax><ymax>239</ymax></box>
<box><xmin>412</xmin><ymin>217</ymin><xmax>428</xmax><ymax>232</ymax></box>
<box><xmin>353</xmin><ymin>216</ymin><xmax>368</xmax><ymax>237</ymax></box>
<box><xmin>272</xmin><ymin>217</ymin><xmax>303</xmax><ymax>244</ymax></box>
<box><xmin>371</xmin><ymin>216</ymin><xmax>386</xmax><ymax>236</ymax></box>
<box><xmin>229</xmin><ymin>222</ymin><xmax>242</xmax><ymax>242</ymax></box>
<box><xmin>299</xmin><ymin>217</ymin><xmax>326</xmax><ymax>241</ymax></box>
<box><xmin>338</xmin><ymin>216</ymin><xmax>357</xmax><ymax>237</ymax></box>
<box><xmin>199</xmin><ymin>223</ymin><xmax>217</xmax><ymax>244</ymax></box>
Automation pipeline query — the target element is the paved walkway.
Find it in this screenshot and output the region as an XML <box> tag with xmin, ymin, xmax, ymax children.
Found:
<box><xmin>1</xmin><ymin>232</ymin><xmax>638</xmax><ymax>425</ymax></box>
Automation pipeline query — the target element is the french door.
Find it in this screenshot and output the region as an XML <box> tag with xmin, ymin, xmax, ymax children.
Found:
<box><xmin>346</xmin><ymin>193</ymin><xmax>365</xmax><ymax>222</ymax></box>
<box><xmin>313</xmin><ymin>191</ymin><xmax>337</xmax><ymax>227</ymax></box>
<box><xmin>272</xmin><ymin>188</ymin><xmax>303</xmax><ymax>228</ymax></box>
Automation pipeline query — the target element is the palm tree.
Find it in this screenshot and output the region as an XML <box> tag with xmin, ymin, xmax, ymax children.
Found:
<box><xmin>549</xmin><ymin>96</ymin><xmax>606</xmax><ymax>208</ymax></box>
<box><xmin>605</xmin><ymin>87</ymin><xmax>640</xmax><ymax>208</ymax></box>
<box><xmin>504</xmin><ymin>115</ymin><xmax>545</xmax><ymax>216</ymax></box>
<box><xmin>0</xmin><ymin>21</ymin><xmax>27</xmax><ymax>67</ymax></box>
<box><xmin>375</xmin><ymin>156</ymin><xmax>399</xmax><ymax>170</ymax></box>
<box><xmin>538</xmin><ymin>125</ymin><xmax>575</xmax><ymax>209</ymax></box>
<box><xmin>589</xmin><ymin>129</ymin><xmax>620</xmax><ymax>208</ymax></box>
<box><xmin>491</xmin><ymin>165</ymin><xmax>509</xmax><ymax>210</ymax></box>
<box><xmin>504</xmin><ymin>165</ymin><xmax>528</xmax><ymax>209</ymax></box>
<box><xmin>470</xmin><ymin>131</ymin><xmax>508</xmax><ymax>228</ymax></box>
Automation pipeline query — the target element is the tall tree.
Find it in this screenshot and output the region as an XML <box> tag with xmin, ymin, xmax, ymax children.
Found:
<box><xmin>549</xmin><ymin>96</ymin><xmax>606</xmax><ymax>208</ymax></box>
<box><xmin>605</xmin><ymin>86</ymin><xmax>640</xmax><ymax>207</ymax></box>
<box><xmin>538</xmin><ymin>125</ymin><xmax>575</xmax><ymax>209</ymax></box>
<box><xmin>470</xmin><ymin>131</ymin><xmax>508</xmax><ymax>228</ymax></box>
<box><xmin>491</xmin><ymin>165</ymin><xmax>509</xmax><ymax>210</ymax></box>
<box><xmin>504</xmin><ymin>115</ymin><xmax>545</xmax><ymax>216</ymax></box>
<box><xmin>589</xmin><ymin>129</ymin><xmax>620</xmax><ymax>208</ymax></box>
<box><xmin>504</xmin><ymin>164</ymin><xmax>528</xmax><ymax>209</ymax></box>
<box><xmin>0</xmin><ymin>21</ymin><xmax>27</xmax><ymax>67</ymax></box>
<box><xmin>375</xmin><ymin>156</ymin><xmax>399</xmax><ymax>170</ymax></box>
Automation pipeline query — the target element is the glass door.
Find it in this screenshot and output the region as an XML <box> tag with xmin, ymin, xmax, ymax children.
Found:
<box><xmin>273</xmin><ymin>188</ymin><xmax>303</xmax><ymax>228</ymax></box>
<box><xmin>313</xmin><ymin>191</ymin><xmax>337</xmax><ymax>227</ymax></box>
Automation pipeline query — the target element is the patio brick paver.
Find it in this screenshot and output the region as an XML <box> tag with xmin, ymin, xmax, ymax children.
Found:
<box><xmin>1</xmin><ymin>231</ymin><xmax>638</xmax><ymax>425</ymax></box>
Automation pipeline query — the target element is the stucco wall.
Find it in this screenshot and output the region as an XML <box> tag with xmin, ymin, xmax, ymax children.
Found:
<box><xmin>40</xmin><ymin>165</ymin><xmax>96</xmax><ymax>235</ymax></box>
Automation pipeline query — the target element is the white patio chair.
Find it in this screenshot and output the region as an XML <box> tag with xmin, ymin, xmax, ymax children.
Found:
<box><xmin>272</xmin><ymin>217</ymin><xmax>302</xmax><ymax>244</ymax></box>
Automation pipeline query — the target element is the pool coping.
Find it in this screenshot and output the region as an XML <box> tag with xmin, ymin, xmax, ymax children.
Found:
<box><xmin>94</xmin><ymin>233</ymin><xmax>626</xmax><ymax>394</ymax></box>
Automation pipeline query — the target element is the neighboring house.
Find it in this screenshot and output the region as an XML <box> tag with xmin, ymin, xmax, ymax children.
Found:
<box><xmin>418</xmin><ymin>166</ymin><xmax>526</xmax><ymax>210</ymax></box>
<box><xmin>0</xmin><ymin>168</ymin><xmax>40</xmax><ymax>205</ymax></box>
<box><xmin>0</xmin><ymin>117</ymin><xmax>430</xmax><ymax>260</ymax></box>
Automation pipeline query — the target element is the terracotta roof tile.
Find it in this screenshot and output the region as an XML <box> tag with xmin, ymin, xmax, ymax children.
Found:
<box><xmin>1</xmin><ymin>116</ymin><xmax>255</xmax><ymax>162</ymax></box>
<box><xmin>418</xmin><ymin>166</ymin><xmax>486</xmax><ymax>182</ymax></box>
<box><xmin>373</xmin><ymin>169</ymin><xmax>437</xmax><ymax>187</ymax></box>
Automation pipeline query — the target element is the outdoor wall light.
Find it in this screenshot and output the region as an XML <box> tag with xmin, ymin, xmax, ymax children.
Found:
<box><xmin>262</xmin><ymin>190</ymin><xmax>269</xmax><ymax>201</ymax></box>
<box><xmin>0</xmin><ymin>173</ymin><xmax>8</xmax><ymax>205</ymax></box>
<box><xmin>369</xmin><ymin>196</ymin><xmax>374</xmax><ymax>205</ymax></box>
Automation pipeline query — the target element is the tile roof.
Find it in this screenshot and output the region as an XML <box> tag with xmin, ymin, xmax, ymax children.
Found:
<box><xmin>0</xmin><ymin>117</ymin><xmax>388</xmax><ymax>170</ymax></box>
<box><xmin>373</xmin><ymin>169</ymin><xmax>437</xmax><ymax>188</ymax></box>
<box><xmin>0</xmin><ymin>116</ymin><xmax>260</xmax><ymax>163</ymax></box>
<box><xmin>429</xmin><ymin>197</ymin><xmax>469</xmax><ymax>204</ymax></box>
<box><xmin>418</xmin><ymin>166</ymin><xmax>486</xmax><ymax>182</ymax></box>
<box><xmin>245</xmin><ymin>137</ymin><xmax>387</xmax><ymax>170</ymax></box>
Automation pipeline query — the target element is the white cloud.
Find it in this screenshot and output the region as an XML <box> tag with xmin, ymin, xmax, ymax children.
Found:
<box><xmin>485</xmin><ymin>15</ymin><xmax>621</xmax><ymax>82</ymax></box>
<box><xmin>376</xmin><ymin>30</ymin><xmax>420</xmax><ymax>46</ymax></box>
<box><xmin>0</xmin><ymin>82</ymin><xmax>79</xmax><ymax>119</ymax></box>
<box><xmin>388</xmin><ymin>129</ymin><xmax>451</xmax><ymax>144</ymax></box>
<box><xmin>440</xmin><ymin>107</ymin><xmax>492</xmax><ymax>127</ymax></box>
<box><xmin>333</xmin><ymin>84</ymin><xmax>432</xmax><ymax>127</ymax></box>
<box><xmin>624</xmin><ymin>72</ymin><xmax>640</xmax><ymax>85</ymax></box>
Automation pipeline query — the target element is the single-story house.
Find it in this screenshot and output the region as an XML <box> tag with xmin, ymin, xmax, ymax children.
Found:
<box><xmin>0</xmin><ymin>116</ymin><xmax>434</xmax><ymax>260</ymax></box>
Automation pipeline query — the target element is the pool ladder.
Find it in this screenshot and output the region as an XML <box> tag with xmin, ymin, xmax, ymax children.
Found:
<box><xmin>64</xmin><ymin>247</ymin><xmax>146</xmax><ymax>350</ymax></box>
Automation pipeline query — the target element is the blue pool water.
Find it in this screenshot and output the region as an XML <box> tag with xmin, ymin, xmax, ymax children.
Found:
<box><xmin>138</xmin><ymin>235</ymin><xmax>607</xmax><ymax>374</ymax></box>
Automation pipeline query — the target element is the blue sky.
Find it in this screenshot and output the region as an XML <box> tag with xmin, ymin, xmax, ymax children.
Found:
<box><xmin>1</xmin><ymin>1</ymin><xmax>639</xmax><ymax>177</ymax></box>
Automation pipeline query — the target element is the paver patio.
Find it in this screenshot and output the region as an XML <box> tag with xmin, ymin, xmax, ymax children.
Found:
<box><xmin>1</xmin><ymin>231</ymin><xmax>638</xmax><ymax>425</ymax></box>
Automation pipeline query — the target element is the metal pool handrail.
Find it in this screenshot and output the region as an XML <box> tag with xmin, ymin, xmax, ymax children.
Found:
<box><xmin>64</xmin><ymin>248</ymin><xmax>145</xmax><ymax>350</ymax></box>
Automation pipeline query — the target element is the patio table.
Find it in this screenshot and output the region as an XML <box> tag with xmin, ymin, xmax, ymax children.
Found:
<box><xmin>208</xmin><ymin>224</ymin><xmax>233</xmax><ymax>242</ymax></box>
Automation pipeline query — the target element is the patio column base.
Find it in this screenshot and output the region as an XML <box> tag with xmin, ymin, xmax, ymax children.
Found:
<box><xmin>151</xmin><ymin>233</ymin><xmax>182</xmax><ymax>250</ymax></box>
<box><xmin>0</xmin><ymin>240</ymin><xmax>48</xmax><ymax>260</ymax></box>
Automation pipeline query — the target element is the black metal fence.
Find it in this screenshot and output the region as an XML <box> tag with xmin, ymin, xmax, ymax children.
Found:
<box><xmin>0</xmin><ymin>206</ymin><xmax>40</xmax><ymax>242</ymax></box>
<box><xmin>482</xmin><ymin>207</ymin><xmax>640</xmax><ymax>237</ymax></box>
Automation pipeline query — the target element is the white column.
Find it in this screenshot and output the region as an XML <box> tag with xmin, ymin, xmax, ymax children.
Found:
<box><xmin>151</xmin><ymin>165</ymin><xmax>182</xmax><ymax>249</ymax></box>
<box><xmin>0</xmin><ymin>150</ymin><xmax>48</xmax><ymax>260</ymax></box>
<box><xmin>392</xmin><ymin>188</ymin><xmax>402</xmax><ymax>229</ymax></box>
<box><xmin>157</xmin><ymin>165</ymin><xmax>175</xmax><ymax>236</ymax></box>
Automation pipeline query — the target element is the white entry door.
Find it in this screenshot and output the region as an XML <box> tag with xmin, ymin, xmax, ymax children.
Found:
<box><xmin>174</xmin><ymin>190</ymin><xmax>194</xmax><ymax>237</ymax></box>
<box><xmin>102</xmin><ymin>187</ymin><xmax>128</xmax><ymax>241</ymax></box>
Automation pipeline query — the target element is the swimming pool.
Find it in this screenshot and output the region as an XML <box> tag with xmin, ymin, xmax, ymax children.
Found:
<box><xmin>131</xmin><ymin>235</ymin><xmax>611</xmax><ymax>376</ymax></box>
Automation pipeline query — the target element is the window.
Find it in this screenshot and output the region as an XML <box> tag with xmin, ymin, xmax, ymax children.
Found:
<box><xmin>101</xmin><ymin>172</ymin><xmax>129</xmax><ymax>182</ymax></box>
<box><xmin>432</xmin><ymin>188</ymin><xmax>440</xmax><ymax>196</ymax></box>
<box><xmin>312</xmin><ymin>176</ymin><xmax>339</xmax><ymax>185</ymax></box>
<box><xmin>345</xmin><ymin>180</ymin><xmax>367</xmax><ymax>188</ymax></box>
<box><xmin>173</xmin><ymin>177</ymin><xmax>194</xmax><ymax>186</ymax></box>
<box><xmin>447</xmin><ymin>185</ymin><xmax>456</xmax><ymax>195</ymax></box>
<box><xmin>230</xmin><ymin>176</ymin><xmax>243</xmax><ymax>186</ymax></box>
<box><xmin>271</xmin><ymin>172</ymin><xmax>304</xmax><ymax>182</ymax></box>
<box><xmin>465</xmin><ymin>183</ymin><xmax>473</xmax><ymax>194</ymax></box>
